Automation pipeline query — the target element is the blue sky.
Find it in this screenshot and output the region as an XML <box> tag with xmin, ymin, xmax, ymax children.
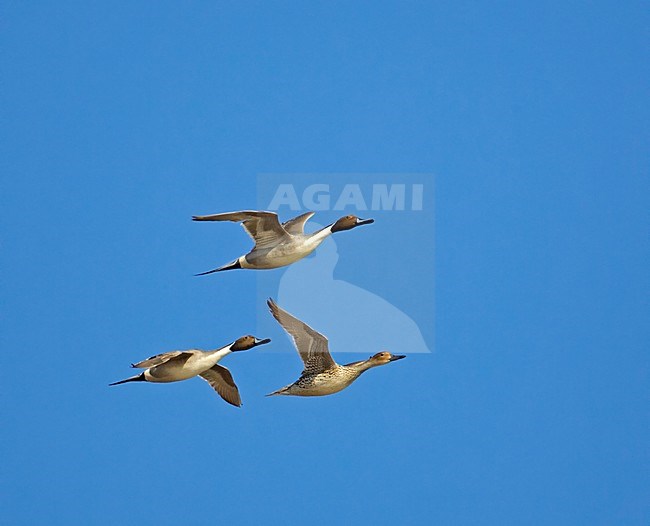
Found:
<box><xmin>2</xmin><ymin>2</ymin><xmax>648</xmax><ymax>525</ymax></box>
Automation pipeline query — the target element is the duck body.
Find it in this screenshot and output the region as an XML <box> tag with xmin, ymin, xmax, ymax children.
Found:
<box><xmin>192</xmin><ymin>211</ymin><xmax>374</xmax><ymax>274</ymax></box>
<box><xmin>270</xmin><ymin>364</ymin><xmax>366</xmax><ymax>396</ymax></box>
<box><xmin>142</xmin><ymin>346</ymin><xmax>232</xmax><ymax>383</ymax></box>
<box><xmin>239</xmin><ymin>226</ymin><xmax>332</xmax><ymax>269</ymax></box>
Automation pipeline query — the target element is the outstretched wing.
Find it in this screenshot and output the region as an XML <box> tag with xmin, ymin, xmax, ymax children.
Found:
<box><xmin>281</xmin><ymin>211</ymin><xmax>315</xmax><ymax>235</ymax></box>
<box><xmin>200</xmin><ymin>364</ymin><xmax>242</xmax><ymax>407</ymax></box>
<box><xmin>192</xmin><ymin>210</ymin><xmax>289</xmax><ymax>249</ymax></box>
<box><xmin>131</xmin><ymin>351</ymin><xmax>193</xmax><ymax>369</ymax></box>
<box><xmin>267</xmin><ymin>298</ymin><xmax>336</xmax><ymax>374</ymax></box>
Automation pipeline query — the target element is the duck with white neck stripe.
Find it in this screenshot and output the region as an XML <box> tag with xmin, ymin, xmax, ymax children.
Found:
<box><xmin>192</xmin><ymin>210</ymin><xmax>374</xmax><ymax>274</ymax></box>
<box><xmin>109</xmin><ymin>335</ymin><xmax>271</xmax><ymax>407</ymax></box>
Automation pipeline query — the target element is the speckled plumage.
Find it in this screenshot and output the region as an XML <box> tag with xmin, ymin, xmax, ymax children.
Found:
<box><xmin>266</xmin><ymin>299</ymin><xmax>405</xmax><ymax>397</ymax></box>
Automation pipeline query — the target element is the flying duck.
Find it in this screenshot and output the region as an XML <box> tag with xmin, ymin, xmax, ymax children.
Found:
<box><xmin>192</xmin><ymin>210</ymin><xmax>374</xmax><ymax>274</ymax></box>
<box><xmin>109</xmin><ymin>335</ymin><xmax>271</xmax><ymax>407</ymax></box>
<box><xmin>265</xmin><ymin>299</ymin><xmax>404</xmax><ymax>397</ymax></box>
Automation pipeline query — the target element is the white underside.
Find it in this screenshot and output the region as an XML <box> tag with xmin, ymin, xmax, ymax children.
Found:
<box><xmin>241</xmin><ymin>229</ymin><xmax>332</xmax><ymax>269</ymax></box>
<box><xmin>144</xmin><ymin>348</ymin><xmax>231</xmax><ymax>383</ymax></box>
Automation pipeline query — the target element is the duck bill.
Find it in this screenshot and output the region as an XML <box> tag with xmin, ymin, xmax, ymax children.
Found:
<box><xmin>389</xmin><ymin>354</ymin><xmax>406</xmax><ymax>362</ymax></box>
<box><xmin>253</xmin><ymin>338</ymin><xmax>272</xmax><ymax>347</ymax></box>
<box><xmin>355</xmin><ymin>218</ymin><xmax>375</xmax><ymax>227</ymax></box>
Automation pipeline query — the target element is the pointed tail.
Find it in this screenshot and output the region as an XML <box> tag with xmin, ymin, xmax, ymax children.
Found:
<box><xmin>265</xmin><ymin>385</ymin><xmax>291</xmax><ymax>397</ymax></box>
<box><xmin>109</xmin><ymin>372</ymin><xmax>145</xmax><ymax>386</ymax></box>
<box><xmin>195</xmin><ymin>259</ymin><xmax>242</xmax><ymax>276</ymax></box>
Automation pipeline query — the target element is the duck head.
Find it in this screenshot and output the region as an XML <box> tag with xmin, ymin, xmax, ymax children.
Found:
<box><xmin>369</xmin><ymin>351</ymin><xmax>406</xmax><ymax>365</ymax></box>
<box><xmin>331</xmin><ymin>215</ymin><xmax>375</xmax><ymax>233</ymax></box>
<box><xmin>230</xmin><ymin>335</ymin><xmax>272</xmax><ymax>351</ymax></box>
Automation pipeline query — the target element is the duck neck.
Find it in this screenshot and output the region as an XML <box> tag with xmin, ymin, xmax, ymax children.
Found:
<box><xmin>207</xmin><ymin>345</ymin><xmax>233</xmax><ymax>364</ymax></box>
<box><xmin>347</xmin><ymin>359</ymin><xmax>377</xmax><ymax>374</ymax></box>
<box><xmin>310</xmin><ymin>224</ymin><xmax>335</xmax><ymax>242</ymax></box>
